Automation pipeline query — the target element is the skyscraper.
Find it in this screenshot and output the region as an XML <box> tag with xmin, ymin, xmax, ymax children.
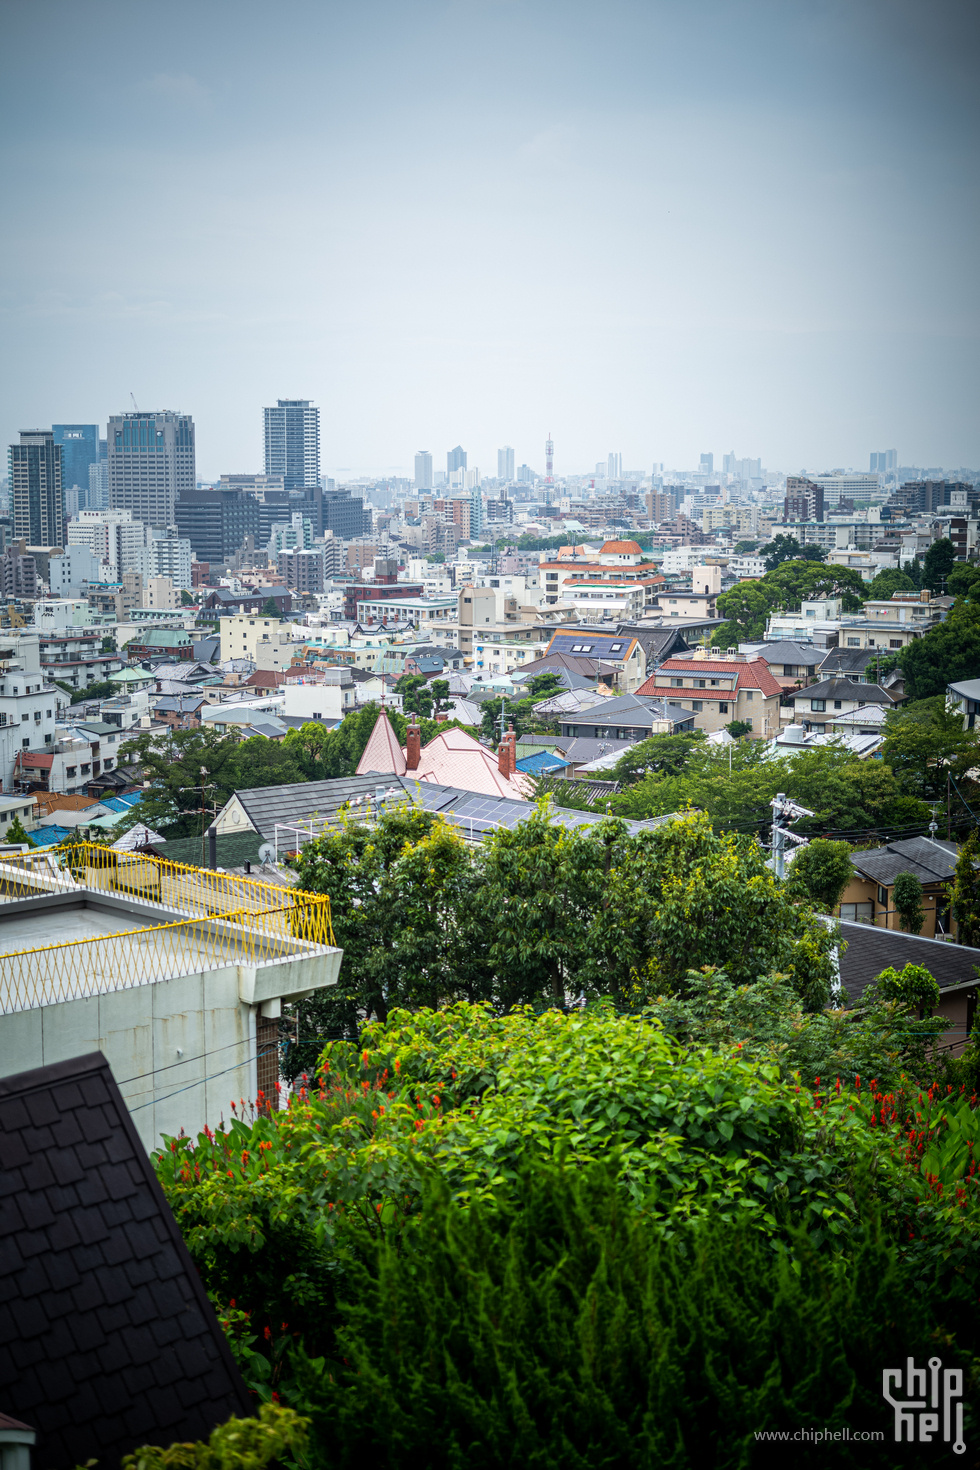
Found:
<box><xmin>870</xmin><ymin>450</ymin><xmax>897</xmax><ymax>473</ymax></box>
<box><xmin>607</xmin><ymin>452</ymin><xmax>622</xmax><ymax>481</ymax></box>
<box><xmin>699</xmin><ymin>453</ymin><xmax>713</xmax><ymax>475</ymax></box>
<box><xmin>497</xmin><ymin>446</ymin><xmax>515</xmax><ymax>481</ymax></box>
<box><xmin>447</xmin><ymin>445</ymin><xmax>467</xmax><ymax>474</ymax></box>
<box><xmin>107</xmin><ymin>411</ymin><xmax>195</xmax><ymax>526</ymax></box>
<box><xmin>9</xmin><ymin>431</ymin><xmax>63</xmax><ymax>547</ymax></box>
<box><xmin>263</xmin><ymin>400</ymin><xmax>320</xmax><ymax>490</ymax></box>
<box><xmin>469</xmin><ymin>483</ymin><xmax>484</xmax><ymax>538</ymax></box>
<box><xmin>414</xmin><ymin>450</ymin><xmax>433</xmax><ymax>489</ymax></box>
<box><xmin>53</xmin><ymin>425</ymin><xmax>99</xmax><ymax>504</ymax></box>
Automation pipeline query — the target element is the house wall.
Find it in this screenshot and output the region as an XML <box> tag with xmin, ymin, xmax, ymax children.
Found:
<box><xmin>836</xmin><ymin>874</ymin><xmax>949</xmax><ymax>939</ymax></box>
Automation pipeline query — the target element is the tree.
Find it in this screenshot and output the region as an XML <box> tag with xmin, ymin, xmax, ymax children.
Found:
<box><xmin>798</xmin><ymin>544</ymin><xmax>827</xmax><ymax>562</ymax></box>
<box><xmin>923</xmin><ymin>537</ymin><xmax>956</xmax><ymax>593</ymax></box>
<box><xmin>428</xmin><ymin>551</ymin><xmax>446</xmax><ymax>563</ymax></box>
<box><xmin>763</xmin><ymin>560</ymin><xmax>866</xmax><ymax>613</ymax></box>
<box><xmin>789</xmin><ymin>839</ymin><xmax>853</xmax><ymax>911</ymax></box>
<box><xmin>431</xmin><ymin>679</ymin><xmax>450</xmax><ymax>712</ymax></box>
<box><xmin>760</xmin><ymin>535</ymin><xmax>802</xmax><ymax>571</ymax></box>
<box><xmin>5</xmin><ymin>815</ymin><xmax>34</xmax><ymax>847</ymax></box>
<box><xmin>612</xmin><ymin>732</ymin><xmax>706</xmax><ymax>786</ymax></box>
<box><xmin>732</xmin><ymin>540</ymin><xmax>759</xmax><ymax>555</ymax></box>
<box><xmin>946</xmin><ymin>561</ymin><xmax>980</xmax><ymax>599</ymax></box>
<box><xmin>866</xmin><ymin>568</ymin><xmax>915</xmax><ymax>601</ymax></box>
<box><xmin>725</xmin><ymin>720</ymin><xmax>753</xmax><ymax>739</ymax></box>
<box><xmin>871</xmin><ymin>962</ymin><xmax>940</xmax><ymax>1011</ymax></box>
<box><xmin>260</xmin><ymin>596</ymin><xmax>282</xmax><ymax>619</ymax></box>
<box><xmin>117</xmin><ymin>726</ymin><xmax>245</xmax><ymax>836</ymax></box>
<box><xmin>882</xmin><ymin>697</ymin><xmax>979</xmax><ymax>800</ymax></box>
<box><xmin>710</xmin><ymin>583</ymin><xmax>770</xmax><ymax>646</ymax></box>
<box><xmin>949</xmin><ymin>828</ymin><xmax>980</xmax><ymax>947</ymax></box>
<box><xmin>898</xmin><ymin>597</ymin><xmax>980</xmax><ymax>700</ymax></box>
<box><xmin>892</xmin><ymin>871</ymin><xmax>925</xmax><ymax>934</ymax></box>
<box><xmin>180</xmin><ymin>589</ymin><xmax>195</xmax><ymax>606</ymax></box>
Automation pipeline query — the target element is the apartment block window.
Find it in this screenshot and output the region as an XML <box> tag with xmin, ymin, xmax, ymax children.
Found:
<box><xmin>21</xmin><ymin>738</ymin><xmax>28</xmax><ymax>748</ymax></box>
<box><xmin>20</xmin><ymin>713</ymin><xmax>28</xmax><ymax>722</ymax></box>
<box><xmin>695</xmin><ymin>679</ymin><xmax>706</xmax><ymax>688</ymax></box>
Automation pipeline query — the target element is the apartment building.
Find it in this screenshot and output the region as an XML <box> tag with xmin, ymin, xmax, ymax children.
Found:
<box><xmin>638</xmin><ymin>653</ymin><xmax>782</xmax><ymax>738</ymax></box>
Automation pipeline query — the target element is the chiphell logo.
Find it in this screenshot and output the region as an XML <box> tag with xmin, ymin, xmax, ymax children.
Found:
<box><xmin>882</xmin><ymin>1357</ymin><xmax>965</xmax><ymax>1451</ymax></box>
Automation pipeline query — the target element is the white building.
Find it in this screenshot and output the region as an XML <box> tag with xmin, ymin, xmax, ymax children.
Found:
<box><xmin>48</xmin><ymin>545</ymin><xmax>106</xmax><ymax>598</ymax></box>
<box><xmin>148</xmin><ymin>529</ymin><xmax>192</xmax><ymax>590</ymax></box>
<box><xmin>0</xmin><ymin>636</ymin><xmax>63</xmax><ymax>791</ymax></box>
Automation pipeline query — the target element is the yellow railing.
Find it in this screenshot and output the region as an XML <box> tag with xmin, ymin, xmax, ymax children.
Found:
<box><xmin>0</xmin><ymin>841</ymin><xmax>334</xmax><ymax>946</ymax></box>
<box><xmin>0</xmin><ymin>894</ymin><xmax>335</xmax><ymax>1017</ymax></box>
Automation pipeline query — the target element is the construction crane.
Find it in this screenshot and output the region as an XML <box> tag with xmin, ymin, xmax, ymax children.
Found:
<box><xmin>130</xmin><ymin>392</ymin><xmax>139</xmax><ymax>413</ymax></box>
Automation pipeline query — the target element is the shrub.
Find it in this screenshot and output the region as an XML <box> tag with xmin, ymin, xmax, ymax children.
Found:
<box><xmin>120</xmin><ymin>1402</ymin><xmax>308</xmax><ymax>1469</ymax></box>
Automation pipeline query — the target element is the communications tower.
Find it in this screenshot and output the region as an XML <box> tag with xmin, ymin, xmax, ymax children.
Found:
<box><xmin>545</xmin><ymin>432</ymin><xmax>553</xmax><ymax>484</ymax></box>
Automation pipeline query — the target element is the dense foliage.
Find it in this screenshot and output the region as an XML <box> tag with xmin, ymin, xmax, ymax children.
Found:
<box><xmin>897</xmin><ymin>591</ymin><xmax>980</xmax><ymax>700</ymax></box>
<box><xmin>711</xmin><ymin>557</ymin><xmax>867</xmax><ymax>645</ymax></box>
<box><xmin>284</xmin><ymin>806</ymin><xmax>837</xmax><ymax>1058</ymax></box>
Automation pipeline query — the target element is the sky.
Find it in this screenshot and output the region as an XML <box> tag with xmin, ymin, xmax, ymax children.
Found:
<box><xmin>1</xmin><ymin>0</ymin><xmax>978</xmax><ymax>481</ymax></box>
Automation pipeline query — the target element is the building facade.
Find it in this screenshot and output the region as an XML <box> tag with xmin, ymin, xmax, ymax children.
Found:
<box><xmin>9</xmin><ymin>431</ymin><xmax>64</xmax><ymax>548</ymax></box>
<box><xmin>175</xmin><ymin>487</ymin><xmax>260</xmax><ymax>565</ymax></box>
<box><xmin>497</xmin><ymin>446</ymin><xmax>515</xmax><ymax>481</ymax></box>
<box><xmin>107</xmin><ymin>411</ymin><xmax>195</xmax><ymax>526</ymax></box>
<box><xmin>52</xmin><ymin>424</ymin><xmax>99</xmax><ymax>504</ymax></box>
<box><xmin>414</xmin><ymin>450</ymin><xmax>433</xmax><ymax>489</ymax></box>
<box><xmin>263</xmin><ymin>399</ymin><xmax>320</xmax><ymax>490</ymax></box>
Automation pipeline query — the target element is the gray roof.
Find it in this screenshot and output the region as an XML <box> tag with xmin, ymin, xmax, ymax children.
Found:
<box><xmin>562</xmin><ymin>693</ymin><xmax>695</xmax><ymax>729</ymax></box>
<box><xmin>224</xmin><ymin>774</ymin><xmax>668</xmax><ymax>845</ymax></box>
<box><xmin>850</xmin><ymin>837</ymin><xmax>962</xmax><ymax>887</ymax></box>
<box><xmin>556</xmin><ymin>736</ymin><xmax>634</xmax><ymax>763</ymax></box>
<box><xmin>752</xmin><ymin>640</ymin><xmax>825</xmax><ymax>667</ymax></box>
<box><xmin>949</xmin><ymin>678</ymin><xmax>980</xmax><ymax>700</ymax></box>
<box><xmin>614</xmin><ymin>624</ymin><xmax>691</xmax><ymax>663</ymax></box>
<box><xmin>818</xmin><ymin>647</ymin><xmax>883</xmax><ymax>678</ymax></box>
<box><xmin>791</xmin><ymin>676</ymin><xmax>896</xmax><ymax>704</ymax></box>
<box><xmin>838</xmin><ymin>921</ymin><xmax>980</xmax><ymax>1002</ymax></box>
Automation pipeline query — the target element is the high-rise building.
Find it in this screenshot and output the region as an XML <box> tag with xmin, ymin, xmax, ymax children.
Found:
<box><xmin>263</xmin><ymin>400</ymin><xmax>320</xmax><ymax>490</ymax></box>
<box><xmin>607</xmin><ymin>452</ymin><xmax>622</xmax><ymax>482</ymax></box>
<box><xmin>783</xmin><ymin>477</ymin><xmax>825</xmax><ymax>524</ymax></box>
<box><xmin>700</xmin><ymin>453</ymin><xmax>714</xmax><ymax>475</ymax></box>
<box><xmin>174</xmin><ymin>488</ymin><xmax>261</xmax><ymax>565</ymax></box>
<box><xmin>414</xmin><ymin>450</ymin><xmax>433</xmax><ymax>489</ymax></box>
<box><xmin>53</xmin><ymin>425</ymin><xmax>99</xmax><ymax>506</ymax></box>
<box><xmin>447</xmin><ymin>445</ymin><xmax>467</xmax><ymax>474</ymax></box>
<box><xmin>9</xmin><ymin>431</ymin><xmax>64</xmax><ymax>547</ymax></box>
<box><xmin>497</xmin><ymin>446</ymin><xmax>515</xmax><ymax>481</ymax></box>
<box><xmin>107</xmin><ymin>411</ymin><xmax>195</xmax><ymax>526</ymax></box>
<box><xmin>870</xmin><ymin>450</ymin><xmax>897</xmax><ymax>473</ymax></box>
<box><xmin>469</xmin><ymin>485</ymin><xmax>484</xmax><ymax>539</ymax></box>
<box><xmin>517</xmin><ymin>464</ymin><xmax>534</xmax><ymax>483</ymax></box>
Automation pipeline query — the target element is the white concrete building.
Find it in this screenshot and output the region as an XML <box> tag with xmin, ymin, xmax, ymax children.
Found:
<box><xmin>0</xmin><ymin>636</ymin><xmax>63</xmax><ymax>791</ymax></box>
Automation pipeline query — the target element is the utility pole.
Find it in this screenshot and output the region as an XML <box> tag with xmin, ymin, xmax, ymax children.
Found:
<box><xmin>770</xmin><ymin>791</ymin><xmax>815</xmax><ymax>880</ymax></box>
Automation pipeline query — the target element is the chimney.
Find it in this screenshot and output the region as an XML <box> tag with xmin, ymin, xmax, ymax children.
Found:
<box><xmin>406</xmin><ymin>720</ymin><xmax>421</xmax><ymax>770</ymax></box>
<box><xmin>498</xmin><ymin>734</ymin><xmax>510</xmax><ymax>777</ymax></box>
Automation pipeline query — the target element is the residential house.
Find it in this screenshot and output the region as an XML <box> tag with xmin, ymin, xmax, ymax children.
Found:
<box><xmin>947</xmin><ymin>677</ymin><xmax>980</xmax><ymax>731</ymax></box>
<box><xmin>836</xmin><ymin>922</ymin><xmax>979</xmax><ymax>1055</ymax></box>
<box><xmin>835</xmin><ymin>837</ymin><xmax>966</xmax><ymax>939</ymax></box>
<box><xmin>542</xmin><ymin>629</ymin><xmax>648</xmax><ymax>692</ymax></box>
<box><xmin>558</xmin><ymin>693</ymin><xmax>695</xmax><ymax>742</ymax></box>
<box><xmin>125</xmin><ymin>627</ymin><xmax>194</xmax><ymax>663</ymax></box>
<box><xmin>638</xmin><ymin>654</ymin><xmax>783</xmax><ymax>739</ymax></box>
<box><xmin>785</xmin><ymin>675</ymin><xmax>901</xmax><ymax>733</ymax></box>
<box><xmin>741</xmin><ymin>640</ymin><xmax>824</xmax><ymax>691</ymax></box>
<box><xmin>356</xmin><ymin>708</ymin><xmax>533</xmax><ymax>798</ymax></box>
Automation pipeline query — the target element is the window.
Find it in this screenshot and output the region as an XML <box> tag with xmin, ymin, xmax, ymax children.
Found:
<box><xmin>889</xmin><ymin>639</ymin><xmax>902</xmax><ymax>648</ymax></box>
<box><xmin>691</xmin><ymin>700</ymin><xmax>703</xmax><ymax>712</ymax></box>
<box><xmin>20</xmin><ymin>713</ymin><xmax>27</xmax><ymax>722</ymax></box>
<box><xmin>696</xmin><ymin>679</ymin><xmax>706</xmax><ymax>688</ymax></box>
<box><xmin>719</xmin><ymin>702</ymin><xmax>728</xmax><ymax>714</ymax></box>
<box><xmin>810</xmin><ymin>699</ymin><xmax>826</xmax><ymax>712</ymax></box>
<box><xmin>878</xmin><ymin>885</ymin><xmax>889</xmax><ymax>906</ymax></box>
<box><xmin>744</xmin><ymin>689</ymin><xmax>754</xmax><ymax>701</ymax></box>
<box><xmin>21</xmin><ymin>739</ymin><xmax>28</xmax><ymax>748</ymax></box>
<box><xmin>847</xmin><ymin>637</ymin><xmax>860</xmax><ymax>647</ymax></box>
<box><xmin>811</xmin><ymin>723</ymin><xmax>826</xmax><ymax>734</ymax></box>
<box><xmin>840</xmin><ymin>902</ymin><xmax>874</xmax><ymax>923</ymax></box>
<box><xmin>66</xmin><ymin>767</ymin><xmax>76</xmax><ymax>777</ymax></box>
<box><xmin>834</xmin><ymin>700</ymin><xmax>842</xmax><ymax>709</ymax></box>
<box><xmin>672</xmin><ymin>677</ymin><xmax>684</xmax><ymax>687</ymax></box>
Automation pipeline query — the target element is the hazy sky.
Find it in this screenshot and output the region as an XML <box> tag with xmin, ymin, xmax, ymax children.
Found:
<box><xmin>2</xmin><ymin>0</ymin><xmax>978</xmax><ymax>480</ymax></box>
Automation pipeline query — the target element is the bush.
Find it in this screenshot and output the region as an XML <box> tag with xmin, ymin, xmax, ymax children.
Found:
<box><xmin>286</xmin><ymin>1164</ymin><xmax>975</xmax><ymax>1470</ymax></box>
<box><xmin>120</xmin><ymin>1402</ymin><xmax>308</xmax><ymax>1469</ymax></box>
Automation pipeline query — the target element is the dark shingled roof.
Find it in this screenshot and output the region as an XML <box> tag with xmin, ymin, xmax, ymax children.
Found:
<box><xmin>0</xmin><ymin>1052</ymin><xmax>250</xmax><ymax>1464</ymax></box>
<box><xmin>838</xmin><ymin>922</ymin><xmax>980</xmax><ymax>1003</ymax></box>
<box><xmin>850</xmin><ymin>837</ymin><xmax>962</xmax><ymax>888</ymax></box>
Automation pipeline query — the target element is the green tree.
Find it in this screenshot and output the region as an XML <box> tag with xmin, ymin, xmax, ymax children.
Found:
<box><xmin>180</xmin><ymin>588</ymin><xmax>195</xmax><ymax>606</ymax></box>
<box><xmin>710</xmin><ymin>583</ymin><xmax>771</xmax><ymax>646</ymax></box>
<box><xmin>946</xmin><ymin>562</ymin><xmax>980</xmax><ymax>599</ymax></box>
<box><xmin>789</xmin><ymin>839</ymin><xmax>853</xmax><ymax>911</ymax></box>
<box><xmin>923</xmin><ymin>537</ymin><xmax>956</xmax><ymax>593</ymax></box>
<box><xmin>882</xmin><ymin>697</ymin><xmax>979</xmax><ymax>799</ymax></box>
<box><xmin>949</xmin><ymin>827</ymin><xmax>980</xmax><ymax>946</ymax></box>
<box><xmin>118</xmin><ymin>726</ymin><xmax>244</xmax><ymax>836</ymax></box>
<box><xmin>760</xmin><ymin>534</ymin><xmax>802</xmax><ymax>570</ymax></box>
<box><xmin>612</xmin><ymin>732</ymin><xmax>706</xmax><ymax>785</ymax></box>
<box><xmin>260</xmin><ymin>596</ymin><xmax>282</xmax><ymax>619</ymax></box>
<box><xmin>4</xmin><ymin>815</ymin><xmax>34</xmax><ymax>847</ymax></box>
<box><xmin>430</xmin><ymin>678</ymin><xmax>450</xmax><ymax>712</ymax></box>
<box><xmin>725</xmin><ymin>719</ymin><xmax>753</xmax><ymax>739</ymax></box>
<box><xmin>892</xmin><ymin>870</ymin><xmax>925</xmax><ymax>934</ymax></box>
<box><xmin>798</xmin><ymin>543</ymin><xmax>827</xmax><ymax>562</ymax></box>
<box><xmin>866</xmin><ymin>568</ymin><xmax>915</xmax><ymax>601</ymax></box>
<box><xmin>872</xmin><ymin>963</ymin><xmax>940</xmax><ymax>1011</ymax></box>
<box><xmin>898</xmin><ymin>597</ymin><xmax>980</xmax><ymax>699</ymax></box>
<box><xmin>732</xmin><ymin>539</ymin><xmax>759</xmax><ymax>554</ymax></box>
<box><xmin>763</xmin><ymin>560</ymin><xmax>866</xmax><ymax>613</ymax></box>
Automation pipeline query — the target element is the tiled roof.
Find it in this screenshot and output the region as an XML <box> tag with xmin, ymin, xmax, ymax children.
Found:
<box><xmin>837</xmin><ymin>922</ymin><xmax>980</xmax><ymax>1002</ymax></box>
<box><xmin>600</xmin><ymin>540</ymin><xmax>643</xmax><ymax>553</ymax></box>
<box><xmin>356</xmin><ymin>710</ymin><xmax>407</xmax><ymax>777</ymax></box>
<box><xmin>25</xmin><ymin>823</ymin><xmax>70</xmax><ymax>848</ymax></box>
<box><xmin>0</xmin><ymin>1053</ymin><xmax>250</xmax><ymax>1464</ymax></box>
<box><xmin>793</xmin><ymin>676</ymin><xmax>896</xmax><ymax>704</ymax></box>
<box><xmin>32</xmin><ymin>792</ymin><xmax>100</xmax><ymax>818</ymax></box>
<box><xmin>17</xmin><ymin>752</ymin><xmax>54</xmax><ymax>769</ymax></box>
<box><xmin>850</xmin><ymin>838</ymin><xmax>962</xmax><ymax>887</ymax></box>
<box><xmin>639</xmin><ymin>657</ymin><xmax>783</xmax><ymax>699</ymax></box>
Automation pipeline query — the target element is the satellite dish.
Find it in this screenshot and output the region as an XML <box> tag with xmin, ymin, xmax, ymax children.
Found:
<box><xmin>258</xmin><ymin>843</ymin><xmax>276</xmax><ymax>864</ymax></box>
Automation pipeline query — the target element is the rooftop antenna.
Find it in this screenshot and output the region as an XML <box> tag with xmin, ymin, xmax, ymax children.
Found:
<box><xmin>130</xmin><ymin>392</ymin><xmax>140</xmax><ymax>413</ymax></box>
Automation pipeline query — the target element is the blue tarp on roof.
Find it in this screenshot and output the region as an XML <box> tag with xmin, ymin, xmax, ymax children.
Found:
<box><xmin>101</xmin><ymin>792</ymin><xmax>143</xmax><ymax>813</ymax></box>
<box><xmin>30</xmin><ymin>824</ymin><xmax>71</xmax><ymax>848</ymax></box>
<box><xmin>514</xmin><ymin>751</ymin><xmax>571</xmax><ymax>775</ymax></box>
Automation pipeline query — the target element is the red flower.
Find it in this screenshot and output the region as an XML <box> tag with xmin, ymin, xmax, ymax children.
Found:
<box><xmin>264</xmin><ymin>1325</ymin><xmax>272</xmax><ymax>1340</ymax></box>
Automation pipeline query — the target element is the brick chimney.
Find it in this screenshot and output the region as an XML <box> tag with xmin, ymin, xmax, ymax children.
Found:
<box><xmin>498</xmin><ymin>734</ymin><xmax>510</xmax><ymax>777</ymax></box>
<box><xmin>406</xmin><ymin>720</ymin><xmax>421</xmax><ymax>771</ymax></box>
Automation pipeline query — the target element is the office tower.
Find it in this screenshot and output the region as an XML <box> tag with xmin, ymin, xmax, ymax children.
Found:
<box><xmin>53</xmin><ymin>425</ymin><xmax>99</xmax><ymax>508</ymax></box>
<box><xmin>465</xmin><ymin>467</ymin><xmax>481</xmax><ymax>490</ymax></box>
<box><xmin>517</xmin><ymin>464</ymin><xmax>533</xmax><ymax>483</ymax></box>
<box><xmin>447</xmin><ymin>445</ymin><xmax>467</xmax><ymax>474</ymax></box>
<box><xmin>414</xmin><ymin>450</ymin><xmax>433</xmax><ymax>489</ymax></box>
<box><xmin>870</xmin><ymin>450</ymin><xmax>898</xmax><ymax>473</ymax></box>
<box><xmin>497</xmin><ymin>446</ymin><xmax>515</xmax><ymax>481</ymax></box>
<box><xmin>9</xmin><ymin>431</ymin><xmax>64</xmax><ymax>547</ymax></box>
<box><xmin>174</xmin><ymin>487</ymin><xmax>261</xmax><ymax>565</ymax></box>
<box><xmin>722</xmin><ymin>451</ymin><xmax>736</xmax><ymax>475</ymax></box>
<box><xmin>700</xmin><ymin>453</ymin><xmax>713</xmax><ymax>475</ymax></box>
<box><xmin>263</xmin><ymin>399</ymin><xmax>320</xmax><ymax>490</ymax></box>
<box><xmin>107</xmin><ymin>411</ymin><xmax>195</xmax><ymax>526</ymax></box>
<box><xmin>607</xmin><ymin>452</ymin><xmax>622</xmax><ymax>481</ymax></box>
<box><xmin>783</xmin><ymin>477</ymin><xmax>825</xmax><ymax>523</ymax></box>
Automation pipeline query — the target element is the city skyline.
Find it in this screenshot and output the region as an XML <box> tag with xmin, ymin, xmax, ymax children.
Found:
<box><xmin>1</xmin><ymin>0</ymin><xmax>977</xmax><ymax>478</ymax></box>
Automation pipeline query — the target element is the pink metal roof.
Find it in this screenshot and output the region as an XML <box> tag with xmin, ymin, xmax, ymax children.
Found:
<box><xmin>355</xmin><ymin>710</ymin><xmax>407</xmax><ymax>776</ymax></box>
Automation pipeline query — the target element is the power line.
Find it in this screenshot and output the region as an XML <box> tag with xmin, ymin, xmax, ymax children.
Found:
<box><xmin>127</xmin><ymin>1046</ymin><xmax>275</xmax><ymax>1113</ymax></box>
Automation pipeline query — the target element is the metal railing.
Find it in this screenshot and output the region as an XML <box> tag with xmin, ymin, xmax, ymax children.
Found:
<box><xmin>0</xmin><ymin>898</ymin><xmax>333</xmax><ymax>1016</ymax></box>
<box><xmin>0</xmin><ymin>840</ymin><xmax>334</xmax><ymax>945</ymax></box>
